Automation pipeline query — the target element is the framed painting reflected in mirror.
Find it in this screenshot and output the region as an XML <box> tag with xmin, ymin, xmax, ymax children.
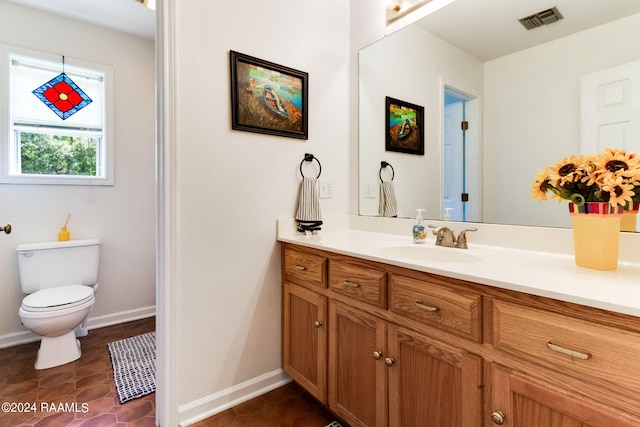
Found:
<box><xmin>230</xmin><ymin>50</ymin><xmax>308</xmax><ymax>140</ymax></box>
<box><xmin>385</xmin><ymin>96</ymin><xmax>424</xmax><ymax>155</ymax></box>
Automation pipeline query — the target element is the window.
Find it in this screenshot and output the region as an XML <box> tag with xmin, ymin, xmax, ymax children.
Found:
<box><xmin>0</xmin><ymin>45</ymin><xmax>113</xmax><ymax>185</ymax></box>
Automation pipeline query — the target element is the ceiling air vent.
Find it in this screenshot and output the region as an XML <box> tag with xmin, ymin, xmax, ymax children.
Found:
<box><xmin>519</xmin><ymin>7</ymin><xmax>563</xmax><ymax>30</ymax></box>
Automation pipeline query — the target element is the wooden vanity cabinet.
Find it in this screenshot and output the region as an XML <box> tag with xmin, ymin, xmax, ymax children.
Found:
<box><xmin>282</xmin><ymin>246</ymin><xmax>329</xmax><ymax>403</ymax></box>
<box><xmin>281</xmin><ymin>243</ymin><xmax>640</xmax><ymax>427</ymax></box>
<box><xmin>387</xmin><ymin>324</ymin><xmax>483</xmax><ymax>427</ymax></box>
<box><xmin>283</xmin><ymin>246</ymin><xmax>327</xmax><ymax>289</ymax></box>
<box><xmin>283</xmin><ymin>281</ymin><xmax>327</xmax><ymax>403</ymax></box>
<box><xmin>389</xmin><ymin>273</ymin><xmax>482</xmax><ymax>342</ymax></box>
<box><xmin>387</xmin><ymin>273</ymin><xmax>483</xmax><ymax>427</ymax></box>
<box><xmin>329</xmin><ymin>301</ymin><xmax>387</xmax><ymax>427</ymax></box>
<box><xmin>328</xmin><ymin>301</ymin><xmax>483</xmax><ymax>427</ymax></box>
<box><xmin>283</xmin><ymin>244</ymin><xmax>484</xmax><ymax>426</ymax></box>
<box><xmin>487</xmin><ymin>297</ymin><xmax>640</xmax><ymax>427</ymax></box>
<box><xmin>489</xmin><ymin>364</ymin><xmax>638</xmax><ymax>427</ymax></box>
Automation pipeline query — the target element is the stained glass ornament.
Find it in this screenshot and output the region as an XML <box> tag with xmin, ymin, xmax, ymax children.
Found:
<box><xmin>32</xmin><ymin>72</ymin><xmax>93</xmax><ymax>120</ymax></box>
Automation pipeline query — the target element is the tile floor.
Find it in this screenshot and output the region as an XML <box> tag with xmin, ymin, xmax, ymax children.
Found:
<box><xmin>0</xmin><ymin>316</ymin><xmax>343</xmax><ymax>427</ymax></box>
<box><xmin>190</xmin><ymin>381</ymin><xmax>341</xmax><ymax>427</ymax></box>
<box><xmin>0</xmin><ymin>317</ymin><xmax>156</xmax><ymax>427</ymax></box>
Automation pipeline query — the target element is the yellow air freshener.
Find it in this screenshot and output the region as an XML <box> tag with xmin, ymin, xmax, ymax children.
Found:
<box><xmin>58</xmin><ymin>214</ymin><xmax>71</xmax><ymax>241</ymax></box>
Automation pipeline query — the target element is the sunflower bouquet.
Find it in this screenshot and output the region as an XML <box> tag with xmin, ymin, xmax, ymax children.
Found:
<box><xmin>530</xmin><ymin>148</ymin><xmax>640</xmax><ymax>207</ymax></box>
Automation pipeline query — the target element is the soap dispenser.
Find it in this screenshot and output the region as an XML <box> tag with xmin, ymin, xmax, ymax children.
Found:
<box><xmin>412</xmin><ymin>209</ymin><xmax>426</xmax><ymax>244</ymax></box>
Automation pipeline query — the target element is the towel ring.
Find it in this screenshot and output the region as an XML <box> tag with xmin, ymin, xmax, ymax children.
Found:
<box><xmin>379</xmin><ymin>161</ymin><xmax>394</xmax><ymax>182</ymax></box>
<box><xmin>300</xmin><ymin>153</ymin><xmax>322</xmax><ymax>179</ymax></box>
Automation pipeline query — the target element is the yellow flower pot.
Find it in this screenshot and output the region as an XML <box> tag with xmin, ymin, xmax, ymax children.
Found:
<box><xmin>621</xmin><ymin>202</ymin><xmax>639</xmax><ymax>232</ymax></box>
<box><xmin>569</xmin><ymin>203</ymin><xmax>622</xmax><ymax>271</ymax></box>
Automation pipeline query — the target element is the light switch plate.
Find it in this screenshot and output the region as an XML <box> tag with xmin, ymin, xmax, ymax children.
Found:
<box><xmin>365</xmin><ymin>182</ymin><xmax>377</xmax><ymax>198</ymax></box>
<box><xmin>319</xmin><ymin>180</ymin><xmax>333</xmax><ymax>198</ymax></box>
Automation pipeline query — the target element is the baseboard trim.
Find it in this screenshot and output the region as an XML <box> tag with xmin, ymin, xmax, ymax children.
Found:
<box><xmin>85</xmin><ymin>305</ymin><xmax>156</xmax><ymax>330</ymax></box>
<box><xmin>0</xmin><ymin>305</ymin><xmax>156</xmax><ymax>349</ymax></box>
<box><xmin>178</xmin><ymin>369</ymin><xmax>292</xmax><ymax>427</ymax></box>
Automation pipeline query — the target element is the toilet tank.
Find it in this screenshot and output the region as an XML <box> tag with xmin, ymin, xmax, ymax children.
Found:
<box><xmin>17</xmin><ymin>239</ymin><xmax>101</xmax><ymax>294</ymax></box>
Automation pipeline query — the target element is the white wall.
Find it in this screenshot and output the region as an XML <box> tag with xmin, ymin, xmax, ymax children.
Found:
<box><xmin>483</xmin><ymin>13</ymin><xmax>640</xmax><ymax>227</ymax></box>
<box><xmin>0</xmin><ymin>1</ymin><xmax>156</xmax><ymax>339</ymax></box>
<box><xmin>359</xmin><ymin>24</ymin><xmax>483</xmax><ymax>218</ymax></box>
<box><xmin>171</xmin><ymin>0</ymin><xmax>350</xmax><ymax>413</ymax></box>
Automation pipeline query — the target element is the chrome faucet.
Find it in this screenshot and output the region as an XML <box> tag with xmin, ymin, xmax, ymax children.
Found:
<box><xmin>428</xmin><ymin>225</ymin><xmax>477</xmax><ymax>249</ymax></box>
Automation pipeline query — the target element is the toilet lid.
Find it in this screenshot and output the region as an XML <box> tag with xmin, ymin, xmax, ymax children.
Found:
<box><xmin>22</xmin><ymin>285</ymin><xmax>94</xmax><ymax>310</ymax></box>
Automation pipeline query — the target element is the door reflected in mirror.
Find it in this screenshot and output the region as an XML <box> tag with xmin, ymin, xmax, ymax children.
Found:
<box><xmin>443</xmin><ymin>86</ymin><xmax>480</xmax><ymax>223</ymax></box>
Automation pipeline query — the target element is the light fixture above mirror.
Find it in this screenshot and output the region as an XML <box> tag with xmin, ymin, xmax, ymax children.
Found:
<box><xmin>385</xmin><ymin>0</ymin><xmax>459</xmax><ymax>34</ymax></box>
<box><xmin>135</xmin><ymin>0</ymin><xmax>155</xmax><ymax>10</ymax></box>
<box><xmin>384</xmin><ymin>0</ymin><xmax>402</xmax><ymax>12</ymax></box>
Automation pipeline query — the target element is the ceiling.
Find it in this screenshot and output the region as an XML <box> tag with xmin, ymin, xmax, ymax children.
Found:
<box><xmin>7</xmin><ymin>0</ymin><xmax>640</xmax><ymax>60</ymax></box>
<box><xmin>6</xmin><ymin>0</ymin><xmax>155</xmax><ymax>41</ymax></box>
<box><xmin>415</xmin><ymin>0</ymin><xmax>640</xmax><ymax>61</ymax></box>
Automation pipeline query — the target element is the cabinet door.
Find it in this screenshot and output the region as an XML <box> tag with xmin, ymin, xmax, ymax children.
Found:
<box><xmin>490</xmin><ymin>364</ymin><xmax>639</xmax><ymax>427</ymax></box>
<box><xmin>329</xmin><ymin>301</ymin><xmax>387</xmax><ymax>427</ymax></box>
<box><xmin>387</xmin><ymin>325</ymin><xmax>482</xmax><ymax>427</ymax></box>
<box><xmin>283</xmin><ymin>282</ymin><xmax>327</xmax><ymax>403</ymax></box>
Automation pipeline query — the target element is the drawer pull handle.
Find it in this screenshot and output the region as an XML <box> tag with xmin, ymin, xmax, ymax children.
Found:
<box><xmin>373</xmin><ymin>351</ymin><xmax>383</xmax><ymax>360</ymax></box>
<box><xmin>491</xmin><ymin>411</ymin><xmax>505</xmax><ymax>425</ymax></box>
<box><xmin>294</xmin><ymin>265</ymin><xmax>307</xmax><ymax>271</ymax></box>
<box><xmin>415</xmin><ymin>301</ymin><xmax>439</xmax><ymax>312</ymax></box>
<box><xmin>546</xmin><ymin>342</ymin><xmax>592</xmax><ymax>360</ymax></box>
<box><xmin>344</xmin><ymin>281</ymin><xmax>360</xmax><ymax>288</ymax></box>
<box><xmin>384</xmin><ymin>357</ymin><xmax>395</xmax><ymax>367</ymax></box>
<box><xmin>314</xmin><ymin>321</ymin><xmax>322</xmax><ymax>328</ymax></box>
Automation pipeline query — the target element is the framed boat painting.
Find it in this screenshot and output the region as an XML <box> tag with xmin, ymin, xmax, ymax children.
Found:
<box><xmin>385</xmin><ymin>96</ymin><xmax>424</xmax><ymax>155</ymax></box>
<box><xmin>230</xmin><ymin>51</ymin><xmax>308</xmax><ymax>139</ymax></box>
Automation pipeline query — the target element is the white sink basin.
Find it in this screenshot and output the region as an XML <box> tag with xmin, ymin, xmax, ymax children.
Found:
<box><xmin>379</xmin><ymin>244</ymin><xmax>483</xmax><ymax>263</ymax></box>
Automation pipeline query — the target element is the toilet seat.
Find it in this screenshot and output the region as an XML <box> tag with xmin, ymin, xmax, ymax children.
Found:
<box><xmin>22</xmin><ymin>285</ymin><xmax>94</xmax><ymax>313</ymax></box>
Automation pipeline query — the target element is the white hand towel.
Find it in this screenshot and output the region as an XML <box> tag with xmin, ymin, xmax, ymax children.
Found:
<box><xmin>379</xmin><ymin>181</ymin><xmax>398</xmax><ymax>218</ymax></box>
<box><xmin>296</xmin><ymin>177</ymin><xmax>323</xmax><ymax>232</ymax></box>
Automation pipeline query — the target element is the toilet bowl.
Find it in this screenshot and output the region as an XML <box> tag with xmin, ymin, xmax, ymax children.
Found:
<box><xmin>19</xmin><ymin>285</ymin><xmax>95</xmax><ymax>369</ymax></box>
<box><xmin>16</xmin><ymin>239</ymin><xmax>101</xmax><ymax>370</ymax></box>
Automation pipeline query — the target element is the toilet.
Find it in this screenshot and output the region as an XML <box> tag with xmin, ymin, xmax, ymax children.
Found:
<box><xmin>17</xmin><ymin>239</ymin><xmax>101</xmax><ymax>370</ymax></box>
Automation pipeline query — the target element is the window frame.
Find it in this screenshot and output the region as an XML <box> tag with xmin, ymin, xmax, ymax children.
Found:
<box><xmin>0</xmin><ymin>44</ymin><xmax>114</xmax><ymax>186</ymax></box>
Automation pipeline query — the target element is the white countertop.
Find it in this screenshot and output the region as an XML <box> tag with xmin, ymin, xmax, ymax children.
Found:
<box><xmin>277</xmin><ymin>216</ymin><xmax>640</xmax><ymax>317</ymax></box>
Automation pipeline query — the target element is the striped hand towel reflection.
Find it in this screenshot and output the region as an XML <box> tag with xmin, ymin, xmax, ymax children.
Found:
<box><xmin>379</xmin><ymin>181</ymin><xmax>398</xmax><ymax>218</ymax></box>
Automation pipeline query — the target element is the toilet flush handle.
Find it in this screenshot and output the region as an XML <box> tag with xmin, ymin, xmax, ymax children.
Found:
<box><xmin>19</xmin><ymin>251</ymin><xmax>34</xmax><ymax>257</ymax></box>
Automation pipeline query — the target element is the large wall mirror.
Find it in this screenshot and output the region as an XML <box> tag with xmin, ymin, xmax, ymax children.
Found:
<box><xmin>359</xmin><ymin>0</ymin><xmax>640</xmax><ymax>230</ymax></box>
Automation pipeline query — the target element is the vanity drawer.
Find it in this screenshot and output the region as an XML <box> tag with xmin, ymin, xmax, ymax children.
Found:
<box><xmin>329</xmin><ymin>260</ymin><xmax>386</xmax><ymax>308</ymax></box>
<box><xmin>284</xmin><ymin>247</ymin><xmax>327</xmax><ymax>289</ymax></box>
<box><xmin>492</xmin><ymin>299</ymin><xmax>640</xmax><ymax>393</ymax></box>
<box><xmin>389</xmin><ymin>274</ymin><xmax>482</xmax><ymax>342</ymax></box>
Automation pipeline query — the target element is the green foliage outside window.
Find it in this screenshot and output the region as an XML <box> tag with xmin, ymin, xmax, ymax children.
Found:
<box><xmin>19</xmin><ymin>132</ymin><xmax>98</xmax><ymax>176</ymax></box>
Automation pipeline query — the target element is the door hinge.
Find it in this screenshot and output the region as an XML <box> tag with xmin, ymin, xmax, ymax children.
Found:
<box><xmin>461</xmin><ymin>121</ymin><xmax>469</xmax><ymax>131</ymax></box>
<box><xmin>461</xmin><ymin>193</ymin><xmax>469</xmax><ymax>202</ymax></box>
